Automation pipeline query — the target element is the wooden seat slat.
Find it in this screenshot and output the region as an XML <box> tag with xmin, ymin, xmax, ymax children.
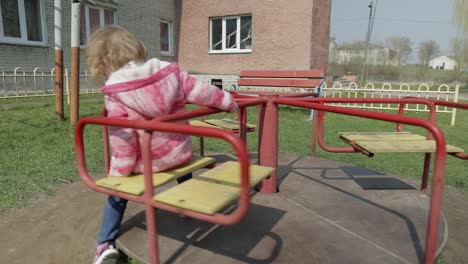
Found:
<box><xmin>190</xmin><ymin>119</ymin><xmax>255</xmax><ymax>131</ymax></box>
<box><xmin>339</xmin><ymin>132</ymin><xmax>426</xmax><ymax>141</ymax></box>
<box><xmin>154</xmin><ymin>179</ymin><xmax>239</xmax><ymax>215</ymax></box>
<box><xmin>199</xmin><ymin>161</ymin><xmax>274</xmax><ymax>186</ymax></box>
<box><xmin>95</xmin><ymin>157</ymin><xmax>216</xmax><ymax>195</ymax></box>
<box><xmin>154</xmin><ymin>162</ymin><xmax>274</xmax><ymax>215</ymax></box>
<box><xmin>353</xmin><ymin>140</ymin><xmax>464</xmax><ymax>154</ymax></box>
<box><xmin>189</xmin><ymin>120</ymin><xmax>220</xmax><ymax>128</ymax></box>
<box><xmin>204</xmin><ymin>118</ymin><xmax>256</xmax><ymax>131</ymax></box>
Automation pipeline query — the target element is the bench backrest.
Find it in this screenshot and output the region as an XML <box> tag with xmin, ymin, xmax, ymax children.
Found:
<box><xmin>238</xmin><ymin>70</ymin><xmax>325</xmax><ymax>94</ymax></box>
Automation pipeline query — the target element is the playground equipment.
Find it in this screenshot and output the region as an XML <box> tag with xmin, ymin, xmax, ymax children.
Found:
<box><xmin>74</xmin><ymin>70</ymin><xmax>465</xmax><ymax>264</ymax></box>
<box><xmin>276</xmin><ymin>97</ymin><xmax>467</xmax><ymax>264</ymax></box>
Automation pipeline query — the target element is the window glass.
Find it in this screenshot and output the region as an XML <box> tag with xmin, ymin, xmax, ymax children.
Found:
<box><xmin>240</xmin><ymin>16</ymin><xmax>251</xmax><ymax>49</ymax></box>
<box><xmin>210</xmin><ymin>15</ymin><xmax>251</xmax><ymax>52</ymax></box>
<box><xmin>80</xmin><ymin>6</ymin><xmax>115</xmax><ymax>45</ymax></box>
<box><xmin>211</xmin><ymin>18</ymin><xmax>222</xmax><ymax>50</ymax></box>
<box><xmin>104</xmin><ymin>9</ymin><xmax>113</xmax><ymax>25</ymax></box>
<box><xmin>24</xmin><ymin>0</ymin><xmax>42</xmax><ymax>41</ymax></box>
<box><xmin>225</xmin><ymin>18</ymin><xmax>237</xmax><ymax>49</ymax></box>
<box><xmin>160</xmin><ymin>22</ymin><xmax>169</xmax><ymax>52</ymax></box>
<box><xmin>89</xmin><ymin>7</ymin><xmax>100</xmax><ymax>35</ymax></box>
<box><xmin>80</xmin><ymin>4</ymin><xmax>86</xmax><ymax>45</ymax></box>
<box><xmin>1</xmin><ymin>0</ymin><xmax>21</xmax><ymax>38</ymax></box>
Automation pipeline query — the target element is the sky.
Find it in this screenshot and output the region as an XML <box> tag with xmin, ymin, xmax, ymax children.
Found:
<box><xmin>330</xmin><ymin>0</ymin><xmax>461</xmax><ymax>62</ymax></box>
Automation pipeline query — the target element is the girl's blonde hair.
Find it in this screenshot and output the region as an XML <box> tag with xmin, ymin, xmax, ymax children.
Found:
<box><xmin>85</xmin><ymin>25</ymin><xmax>147</xmax><ymax>83</ymax></box>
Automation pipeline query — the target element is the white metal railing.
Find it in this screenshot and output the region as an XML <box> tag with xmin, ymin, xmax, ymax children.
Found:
<box><xmin>0</xmin><ymin>67</ymin><xmax>101</xmax><ymax>102</ymax></box>
<box><xmin>323</xmin><ymin>82</ymin><xmax>460</xmax><ymax>126</ymax></box>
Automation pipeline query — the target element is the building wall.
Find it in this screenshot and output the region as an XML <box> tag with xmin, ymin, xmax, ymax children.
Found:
<box><xmin>0</xmin><ymin>1</ymin><xmax>176</xmax><ymax>72</ymax></box>
<box><xmin>0</xmin><ymin>0</ymin><xmax>56</xmax><ymax>71</ymax></box>
<box><xmin>177</xmin><ymin>0</ymin><xmax>314</xmax><ymax>75</ymax></box>
<box><xmin>309</xmin><ymin>0</ymin><xmax>331</xmax><ymax>72</ymax></box>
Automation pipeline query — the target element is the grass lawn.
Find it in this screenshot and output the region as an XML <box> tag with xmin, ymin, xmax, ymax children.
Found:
<box><xmin>0</xmin><ymin>96</ymin><xmax>467</xmax><ymax>214</ymax></box>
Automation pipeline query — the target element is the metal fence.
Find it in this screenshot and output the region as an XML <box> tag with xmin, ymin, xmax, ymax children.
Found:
<box><xmin>0</xmin><ymin>68</ymin><xmax>461</xmax><ymax>126</ymax></box>
<box><xmin>0</xmin><ymin>67</ymin><xmax>101</xmax><ymax>102</ymax></box>
<box><xmin>323</xmin><ymin>82</ymin><xmax>460</xmax><ymax>126</ymax></box>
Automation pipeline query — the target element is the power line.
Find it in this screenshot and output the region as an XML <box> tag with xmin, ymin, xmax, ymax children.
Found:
<box><xmin>332</xmin><ymin>17</ymin><xmax>452</xmax><ymax>24</ymax></box>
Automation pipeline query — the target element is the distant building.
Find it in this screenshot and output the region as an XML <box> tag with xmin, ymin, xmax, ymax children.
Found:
<box><xmin>329</xmin><ymin>38</ymin><xmax>399</xmax><ymax>66</ymax></box>
<box><xmin>429</xmin><ymin>56</ymin><xmax>458</xmax><ymax>70</ymax></box>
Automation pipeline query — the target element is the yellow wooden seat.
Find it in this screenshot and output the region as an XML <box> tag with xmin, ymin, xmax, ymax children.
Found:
<box><xmin>188</xmin><ymin>120</ymin><xmax>220</xmax><ymax>129</ymax></box>
<box><xmin>352</xmin><ymin>140</ymin><xmax>464</xmax><ymax>154</ymax></box>
<box><xmin>205</xmin><ymin>118</ymin><xmax>256</xmax><ymax>131</ymax></box>
<box><xmin>198</xmin><ymin>161</ymin><xmax>275</xmax><ymax>186</ymax></box>
<box><xmin>339</xmin><ymin>132</ymin><xmax>464</xmax><ymax>155</ymax></box>
<box><xmin>95</xmin><ymin>157</ymin><xmax>216</xmax><ymax>195</ymax></box>
<box><xmin>190</xmin><ymin>118</ymin><xmax>256</xmax><ymax>132</ymax></box>
<box><xmin>339</xmin><ymin>132</ymin><xmax>426</xmax><ymax>141</ymax></box>
<box><xmin>154</xmin><ymin>179</ymin><xmax>239</xmax><ymax>215</ymax></box>
<box><xmin>154</xmin><ymin>162</ymin><xmax>274</xmax><ymax>215</ymax></box>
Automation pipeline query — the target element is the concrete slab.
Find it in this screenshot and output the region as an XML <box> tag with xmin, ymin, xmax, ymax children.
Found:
<box><xmin>117</xmin><ymin>156</ymin><xmax>447</xmax><ymax>264</ymax></box>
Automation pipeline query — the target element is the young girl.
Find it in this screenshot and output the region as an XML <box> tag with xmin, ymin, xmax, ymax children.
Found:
<box><xmin>86</xmin><ymin>25</ymin><xmax>238</xmax><ymax>264</ymax></box>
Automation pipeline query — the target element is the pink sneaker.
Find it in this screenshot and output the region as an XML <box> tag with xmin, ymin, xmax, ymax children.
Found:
<box><xmin>92</xmin><ymin>242</ymin><xmax>119</xmax><ymax>264</ymax></box>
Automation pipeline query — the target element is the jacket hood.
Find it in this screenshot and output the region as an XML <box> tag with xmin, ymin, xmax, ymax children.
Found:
<box><xmin>105</xmin><ymin>58</ymin><xmax>171</xmax><ymax>87</ymax></box>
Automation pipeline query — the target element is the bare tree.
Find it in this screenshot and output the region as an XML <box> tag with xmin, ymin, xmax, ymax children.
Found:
<box><xmin>453</xmin><ymin>0</ymin><xmax>468</xmax><ymax>34</ymax></box>
<box><xmin>450</xmin><ymin>36</ymin><xmax>468</xmax><ymax>71</ymax></box>
<box><xmin>452</xmin><ymin>0</ymin><xmax>467</xmax><ymax>73</ymax></box>
<box><xmin>385</xmin><ymin>36</ymin><xmax>412</xmax><ymax>67</ymax></box>
<box><xmin>418</xmin><ymin>40</ymin><xmax>441</xmax><ymax>67</ymax></box>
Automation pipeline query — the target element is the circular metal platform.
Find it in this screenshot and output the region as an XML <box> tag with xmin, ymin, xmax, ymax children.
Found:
<box><xmin>116</xmin><ymin>155</ymin><xmax>447</xmax><ymax>264</ymax></box>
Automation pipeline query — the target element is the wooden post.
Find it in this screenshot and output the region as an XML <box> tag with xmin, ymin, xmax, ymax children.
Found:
<box><xmin>54</xmin><ymin>0</ymin><xmax>64</xmax><ymax>120</ymax></box>
<box><xmin>70</xmin><ymin>0</ymin><xmax>81</xmax><ymax>124</ymax></box>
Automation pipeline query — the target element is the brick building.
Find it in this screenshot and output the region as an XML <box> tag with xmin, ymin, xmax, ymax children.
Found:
<box><xmin>0</xmin><ymin>0</ymin><xmax>330</xmax><ymax>88</ymax></box>
<box><xmin>0</xmin><ymin>0</ymin><xmax>177</xmax><ymax>72</ymax></box>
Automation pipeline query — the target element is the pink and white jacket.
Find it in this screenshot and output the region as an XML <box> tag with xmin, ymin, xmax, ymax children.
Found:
<box><xmin>101</xmin><ymin>58</ymin><xmax>237</xmax><ymax>176</ymax></box>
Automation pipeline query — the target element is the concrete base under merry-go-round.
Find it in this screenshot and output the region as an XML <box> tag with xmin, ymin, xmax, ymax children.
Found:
<box><xmin>116</xmin><ymin>154</ymin><xmax>447</xmax><ymax>264</ymax></box>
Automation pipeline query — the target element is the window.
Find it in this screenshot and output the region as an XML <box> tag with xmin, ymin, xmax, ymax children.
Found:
<box><xmin>210</xmin><ymin>15</ymin><xmax>252</xmax><ymax>53</ymax></box>
<box><xmin>160</xmin><ymin>20</ymin><xmax>173</xmax><ymax>55</ymax></box>
<box><xmin>0</xmin><ymin>0</ymin><xmax>46</xmax><ymax>44</ymax></box>
<box><xmin>80</xmin><ymin>4</ymin><xmax>115</xmax><ymax>45</ymax></box>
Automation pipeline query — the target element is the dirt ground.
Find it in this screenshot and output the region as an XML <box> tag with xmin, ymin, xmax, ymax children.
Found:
<box><xmin>0</xmin><ymin>180</ymin><xmax>467</xmax><ymax>264</ymax></box>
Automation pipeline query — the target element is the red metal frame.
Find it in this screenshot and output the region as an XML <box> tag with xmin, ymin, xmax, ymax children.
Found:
<box><xmin>257</xmin><ymin>94</ymin><xmax>280</xmax><ymax>193</ymax></box>
<box><xmin>75</xmin><ymin>67</ymin><xmax>466</xmax><ymax>263</ymax></box>
<box><xmin>275</xmin><ymin>97</ymin><xmax>468</xmax><ymax>264</ymax></box>
<box><xmin>76</xmin><ymin>100</ymin><xmax>267</xmax><ymax>264</ymax></box>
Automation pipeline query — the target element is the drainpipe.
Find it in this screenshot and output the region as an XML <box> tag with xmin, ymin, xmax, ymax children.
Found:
<box><xmin>70</xmin><ymin>0</ymin><xmax>80</xmax><ymax>124</ymax></box>
<box><xmin>54</xmin><ymin>0</ymin><xmax>64</xmax><ymax>120</ymax></box>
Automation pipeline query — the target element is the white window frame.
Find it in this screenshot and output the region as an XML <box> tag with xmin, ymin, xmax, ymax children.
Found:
<box><xmin>160</xmin><ymin>20</ymin><xmax>173</xmax><ymax>56</ymax></box>
<box><xmin>81</xmin><ymin>4</ymin><xmax>116</xmax><ymax>47</ymax></box>
<box><xmin>209</xmin><ymin>15</ymin><xmax>252</xmax><ymax>54</ymax></box>
<box><xmin>0</xmin><ymin>0</ymin><xmax>47</xmax><ymax>46</ymax></box>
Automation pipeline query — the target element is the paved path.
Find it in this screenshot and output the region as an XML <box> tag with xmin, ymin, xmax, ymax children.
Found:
<box><xmin>0</xmin><ymin>155</ymin><xmax>466</xmax><ymax>264</ymax></box>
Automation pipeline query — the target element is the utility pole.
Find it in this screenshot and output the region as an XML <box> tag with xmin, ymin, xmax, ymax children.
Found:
<box><xmin>360</xmin><ymin>0</ymin><xmax>377</xmax><ymax>84</ymax></box>
<box><xmin>462</xmin><ymin>0</ymin><xmax>466</xmax><ymax>71</ymax></box>
<box><xmin>54</xmin><ymin>0</ymin><xmax>64</xmax><ymax>120</ymax></box>
<box><xmin>70</xmin><ymin>0</ymin><xmax>80</xmax><ymax>124</ymax></box>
